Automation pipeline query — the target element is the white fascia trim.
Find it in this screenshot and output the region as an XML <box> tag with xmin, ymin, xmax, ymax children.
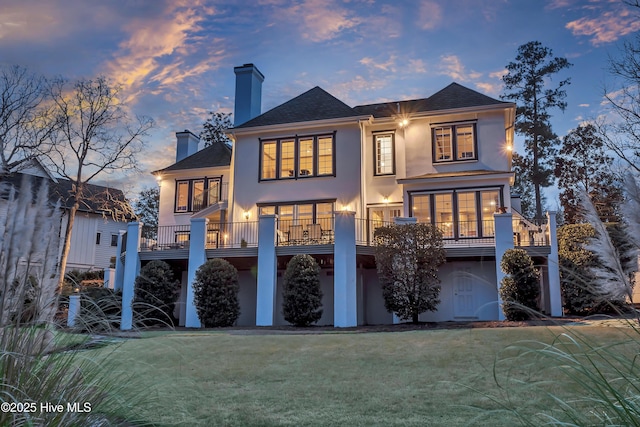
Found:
<box><xmin>369</xmin><ymin>103</ymin><xmax>516</xmax><ymax>124</ymax></box>
<box><xmin>230</xmin><ymin>115</ymin><xmax>373</xmax><ymax>136</ymax></box>
<box><xmin>398</xmin><ymin>171</ymin><xmax>514</xmax><ymax>185</ymax></box>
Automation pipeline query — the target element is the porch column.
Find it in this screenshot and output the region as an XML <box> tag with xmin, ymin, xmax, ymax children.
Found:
<box><xmin>121</xmin><ymin>222</ymin><xmax>142</xmax><ymax>330</ymax></box>
<box><xmin>114</xmin><ymin>230</ymin><xmax>126</xmax><ymax>291</ymax></box>
<box><xmin>256</xmin><ymin>214</ymin><xmax>278</xmax><ymax>326</ymax></box>
<box><xmin>546</xmin><ymin>211</ymin><xmax>562</xmax><ymax>316</ymax></box>
<box><xmin>334</xmin><ymin>210</ymin><xmax>357</xmax><ymax>327</ymax></box>
<box><xmin>494</xmin><ymin>213</ymin><xmax>514</xmax><ymax>321</ymax></box>
<box><xmin>67</xmin><ymin>294</ymin><xmax>80</xmax><ymax>327</ymax></box>
<box><xmin>103</xmin><ymin>268</ymin><xmax>115</xmax><ymax>289</ymax></box>
<box><xmin>185</xmin><ymin>217</ymin><xmax>208</xmax><ymax>328</ymax></box>
<box><xmin>391</xmin><ymin>217</ymin><xmax>418</xmax><ymax>324</ymax></box>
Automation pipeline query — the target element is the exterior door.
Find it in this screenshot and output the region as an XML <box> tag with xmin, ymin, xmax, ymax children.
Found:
<box><xmin>453</xmin><ymin>269</ymin><xmax>476</xmax><ymax>318</ymax></box>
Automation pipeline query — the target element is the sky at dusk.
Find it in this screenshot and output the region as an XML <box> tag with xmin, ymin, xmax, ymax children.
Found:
<box><xmin>1</xmin><ymin>0</ymin><xmax>638</xmax><ymax>202</ymax></box>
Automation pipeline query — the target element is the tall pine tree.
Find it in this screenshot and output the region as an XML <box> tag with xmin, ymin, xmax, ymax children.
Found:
<box><xmin>502</xmin><ymin>41</ymin><xmax>572</xmax><ymax>222</ymax></box>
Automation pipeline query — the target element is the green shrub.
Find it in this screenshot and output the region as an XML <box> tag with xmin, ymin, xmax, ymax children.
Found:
<box><xmin>193</xmin><ymin>258</ymin><xmax>240</xmax><ymax>327</ymax></box>
<box><xmin>134</xmin><ymin>260</ymin><xmax>180</xmax><ymax>325</ymax></box>
<box><xmin>374</xmin><ymin>223</ymin><xmax>446</xmax><ymax>323</ymax></box>
<box><xmin>282</xmin><ymin>254</ymin><xmax>323</xmax><ymax>326</ymax></box>
<box><xmin>557</xmin><ymin>224</ymin><xmax>600</xmax><ymax>315</ymax></box>
<box><xmin>499</xmin><ymin>248</ymin><xmax>540</xmax><ymax>321</ymax></box>
<box><xmin>75</xmin><ymin>287</ymin><xmax>123</xmax><ymax>332</ymax></box>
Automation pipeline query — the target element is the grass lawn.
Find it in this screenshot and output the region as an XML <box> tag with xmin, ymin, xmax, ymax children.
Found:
<box><xmin>88</xmin><ymin>325</ymin><xmax>640</xmax><ymax>426</ymax></box>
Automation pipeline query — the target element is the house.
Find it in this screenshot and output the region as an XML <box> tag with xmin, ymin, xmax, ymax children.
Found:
<box><xmin>116</xmin><ymin>63</ymin><xmax>561</xmax><ymax>329</ymax></box>
<box><xmin>1</xmin><ymin>160</ymin><xmax>132</xmax><ymax>273</ymax></box>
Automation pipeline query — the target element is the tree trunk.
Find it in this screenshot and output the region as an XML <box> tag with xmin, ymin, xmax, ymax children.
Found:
<box><xmin>56</xmin><ymin>202</ymin><xmax>79</xmax><ymax>290</ymax></box>
<box><xmin>412</xmin><ymin>312</ymin><xmax>419</xmax><ymax>324</ymax></box>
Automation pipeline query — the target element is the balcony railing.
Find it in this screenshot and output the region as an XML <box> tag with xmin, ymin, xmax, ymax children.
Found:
<box><xmin>276</xmin><ymin>217</ymin><xmax>335</xmax><ymax>246</ymax></box>
<box><xmin>140</xmin><ymin>224</ymin><xmax>191</xmax><ymax>250</ymax></box>
<box><xmin>206</xmin><ymin>221</ymin><xmax>258</xmax><ymax>249</ymax></box>
<box><xmin>356</xmin><ymin>218</ymin><xmax>394</xmax><ymax>246</ymax></box>
<box><xmin>138</xmin><ymin>215</ymin><xmax>550</xmax><ymax>252</ymax></box>
<box><xmin>140</xmin><ymin>221</ymin><xmax>259</xmax><ymax>251</ymax></box>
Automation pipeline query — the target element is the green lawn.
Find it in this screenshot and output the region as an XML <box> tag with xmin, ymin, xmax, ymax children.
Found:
<box><xmin>88</xmin><ymin>325</ymin><xmax>640</xmax><ymax>426</ymax></box>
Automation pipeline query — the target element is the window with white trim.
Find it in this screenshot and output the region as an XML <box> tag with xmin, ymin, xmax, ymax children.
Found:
<box><xmin>374</xmin><ymin>133</ymin><xmax>394</xmax><ymax>175</ymax></box>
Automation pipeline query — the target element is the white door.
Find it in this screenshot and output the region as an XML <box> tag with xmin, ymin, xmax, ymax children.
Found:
<box><xmin>453</xmin><ymin>269</ymin><xmax>476</xmax><ymax>318</ymax></box>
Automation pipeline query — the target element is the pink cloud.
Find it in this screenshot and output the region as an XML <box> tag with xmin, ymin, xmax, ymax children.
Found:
<box><xmin>566</xmin><ymin>7</ymin><xmax>640</xmax><ymax>46</ymax></box>
<box><xmin>417</xmin><ymin>1</ymin><xmax>443</xmax><ymax>30</ymax></box>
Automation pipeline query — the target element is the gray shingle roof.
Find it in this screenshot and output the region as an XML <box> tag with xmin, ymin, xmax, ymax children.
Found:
<box><xmin>155</xmin><ymin>140</ymin><xmax>232</xmax><ymax>173</ymax></box>
<box><xmin>353</xmin><ymin>83</ymin><xmax>510</xmax><ymax>118</ymax></box>
<box><xmin>234</xmin><ymin>86</ymin><xmax>362</xmax><ymax>128</ymax></box>
<box><xmin>233</xmin><ymin>83</ymin><xmax>510</xmax><ymax>129</ymax></box>
<box><xmin>3</xmin><ymin>172</ymin><xmax>131</xmax><ymax>216</ymax></box>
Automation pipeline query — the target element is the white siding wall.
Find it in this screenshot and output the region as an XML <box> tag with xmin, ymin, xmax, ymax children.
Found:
<box><xmin>361</xmin><ymin>109</ymin><xmax>511</xmax><ymax>211</ymax></box>
<box><xmin>66</xmin><ymin>213</ymin><xmax>97</xmax><ymax>270</ymax></box>
<box><xmin>232</xmin><ymin>123</ymin><xmax>363</xmax><ymax>221</ymax></box>
<box><xmin>157</xmin><ymin>165</ymin><xmax>230</xmax><ymax>227</ymax></box>
<box><xmin>65</xmin><ymin>213</ymin><xmax>125</xmax><ymax>271</ymax></box>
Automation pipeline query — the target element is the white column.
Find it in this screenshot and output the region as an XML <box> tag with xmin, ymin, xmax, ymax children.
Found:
<box><xmin>114</xmin><ymin>230</ymin><xmax>126</xmax><ymax>291</ymax></box>
<box><xmin>121</xmin><ymin>222</ymin><xmax>142</xmax><ymax>330</ymax></box>
<box><xmin>256</xmin><ymin>214</ymin><xmax>278</xmax><ymax>326</ymax></box>
<box><xmin>67</xmin><ymin>294</ymin><xmax>80</xmax><ymax>327</ymax></box>
<box><xmin>546</xmin><ymin>211</ymin><xmax>562</xmax><ymax>317</ymax></box>
<box><xmin>185</xmin><ymin>218</ymin><xmax>208</xmax><ymax>328</ymax></box>
<box><xmin>494</xmin><ymin>213</ymin><xmax>514</xmax><ymax>321</ymax></box>
<box><xmin>103</xmin><ymin>268</ymin><xmax>115</xmax><ymax>289</ymax></box>
<box><xmin>334</xmin><ymin>210</ymin><xmax>357</xmax><ymax>327</ymax></box>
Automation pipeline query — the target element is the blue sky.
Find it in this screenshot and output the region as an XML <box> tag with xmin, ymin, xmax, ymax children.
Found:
<box><xmin>1</xmin><ymin>0</ymin><xmax>638</xmax><ymax>200</ymax></box>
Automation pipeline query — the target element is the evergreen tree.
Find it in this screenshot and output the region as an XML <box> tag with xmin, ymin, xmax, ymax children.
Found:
<box><xmin>282</xmin><ymin>254</ymin><xmax>323</xmax><ymax>327</ymax></box>
<box><xmin>134</xmin><ymin>186</ymin><xmax>159</xmax><ymax>239</ymax></box>
<box><xmin>502</xmin><ymin>41</ymin><xmax>572</xmax><ymax>222</ymax></box>
<box><xmin>555</xmin><ymin>124</ymin><xmax>622</xmax><ymax>223</ymax></box>
<box><xmin>193</xmin><ymin>258</ymin><xmax>240</xmax><ymax>327</ymax></box>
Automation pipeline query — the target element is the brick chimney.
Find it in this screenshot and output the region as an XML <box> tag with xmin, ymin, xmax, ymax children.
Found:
<box><xmin>233</xmin><ymin>63</ymin><xmax>264</xmax><ymax>126</ymax></box>
<box><xmin>175</xmin><ymin>130</ymin><xmax>199</xmax><ymax>162</ymax></box>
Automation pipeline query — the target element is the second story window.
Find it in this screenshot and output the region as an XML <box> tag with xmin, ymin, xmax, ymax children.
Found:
<box><xmin>260</xmin><ymin>133</ymin><xmax>335</xmax><ymax>181</ymax></box>
<box><xmin>175</xmin><ymin>178</ymin><xmax>222</xmax><ymax>213</ymax></box>
<box><xmin>374</xmin><ymin>133</ymin><xmax>394</xmax><ymax>175</ymax></box>
<box><xmin>433</xmin><ymin>123</ymin><xmax>477</xmax><ymax>163</ymax></box>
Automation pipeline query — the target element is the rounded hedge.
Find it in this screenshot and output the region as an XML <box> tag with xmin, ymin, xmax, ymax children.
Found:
<box><xmin>282</xmin><ymin>254</ymin><xmax>323</xmax><ymax>327</ymax></box>
<box><xmin>134</xmin><ymin>260</ymin><xmax>180</xmax><ymax>325</ymax></box>
<box><xmin>499</xmin><ymin>248</ymin><xmax>540</xmax><ymax>321</ymax></box>
<box><xmin>193</xmin><ymin>258</ymin><xmax>240</xmax><ymax>327</ymax></box>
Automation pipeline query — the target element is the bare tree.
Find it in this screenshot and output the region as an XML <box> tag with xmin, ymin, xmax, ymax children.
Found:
<box><xmin>0</xmin><ymin>65</ymin><xmax>54</xmax><ymax>175</ymax></box>
<box><xmin>602</xmin><ymin>3</ymin><xmax>640</xmax><ymax>174</ymax></box>
<box><xmin>43</xmin><ymin>76</ymin><xmax>153</xmax><ymax>288</ymax></box>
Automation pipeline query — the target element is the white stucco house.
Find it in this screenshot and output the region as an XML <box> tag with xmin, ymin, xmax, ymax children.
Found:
<box><xmin>116</xmin><ymin>63</ymin><xmax>561</xmax><ymax>329</ymax></box>
<box><xmin>1</xmin><ymin>161</ymin><xmax>131</xmax><ymax>273</ymax></box>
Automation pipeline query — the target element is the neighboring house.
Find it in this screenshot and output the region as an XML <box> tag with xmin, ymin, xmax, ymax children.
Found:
<box><xmin>1</xmin><ymin>161</ymin><xmax>131</xmax><ymax>272</ymax></box>
<box><xmin>116</xmin><ymin>63</ymin><xmax>562</xmax><ymax>328</ymax></box>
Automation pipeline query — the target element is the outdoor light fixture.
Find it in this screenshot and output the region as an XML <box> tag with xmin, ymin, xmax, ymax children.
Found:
<box><xmin>243</xmin><ymin>211</ymin><xmax>251</xmax><ymax>220</ymax></box>
<box><xmin>383</xmin><ymin>197</ymin><xmax>390</xmax><ymax>204</ymax></box>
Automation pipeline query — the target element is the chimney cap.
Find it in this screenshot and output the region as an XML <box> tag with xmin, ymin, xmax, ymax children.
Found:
<box><xmin>234</xmin><ymin>63</ymin><xmax>264</xmax><ymax>80</ymax></box>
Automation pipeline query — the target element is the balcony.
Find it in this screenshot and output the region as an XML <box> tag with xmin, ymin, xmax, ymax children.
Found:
<box><xmin>137</xmin><ymin>215</ymin><xmax>550</xmax><ymax>253</ymax></box>
<box><xmin>276</xmin><ymin>217</ymin><xmax>335</xmax><ymax>246</ymax></box>
<box><xmin>140</xmin><ymin>221</ymin><xmax>259</xmax><ymax>251</ymax></box>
